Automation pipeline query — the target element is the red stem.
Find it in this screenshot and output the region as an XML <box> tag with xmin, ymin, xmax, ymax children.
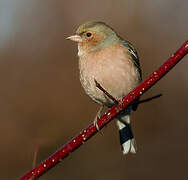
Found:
<box><xmin>20</xmin><ymin>41</ymin><xmax>188</xmax><ymax>180</ymax></box>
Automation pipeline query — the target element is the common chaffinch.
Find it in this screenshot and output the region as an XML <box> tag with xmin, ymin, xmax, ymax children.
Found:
<box><xmin>67</xmin><ymin>21</ymin><xmax>142</xmax><ymax>154</ymax></box>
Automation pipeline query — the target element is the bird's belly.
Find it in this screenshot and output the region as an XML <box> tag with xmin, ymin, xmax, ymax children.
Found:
<box><xmin>80</xmin><ymin>73</ymin><xmax>108</xmax><ymax>105</ymax></box>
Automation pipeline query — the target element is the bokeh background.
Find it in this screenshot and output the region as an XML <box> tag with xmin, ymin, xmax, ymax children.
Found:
<box><xmin>0</xmin><ymin>0</ymin><xmax>188</xmax><ymax>179</ymax></box>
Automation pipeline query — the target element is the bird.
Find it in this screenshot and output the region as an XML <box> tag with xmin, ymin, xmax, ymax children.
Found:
<box><xmin>67</xmin><ymin>21</ymin><xmax>142</xmax><ymax>154</ymax></box>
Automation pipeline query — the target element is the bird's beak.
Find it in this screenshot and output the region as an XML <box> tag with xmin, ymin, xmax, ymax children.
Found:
<box><xmin>66</xmin><ymin>35</ymin><xmax>82</xmax><ymax>43</ymax></box>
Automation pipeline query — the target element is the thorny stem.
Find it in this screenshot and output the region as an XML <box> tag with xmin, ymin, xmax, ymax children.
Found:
<box><xmin>95</xmin><ymin>79</ymin><xmax>162</xmax><ymax>106</ymax></box>
<box><xmin>20</xmin><ymin>41</ymin><xmax>188</xmax><ymax>180</ymax></box>
<box><xmin>94</xmin><ymin>79</ymin><xmax>119</xmax><ymax>104</ymax></box>
<box><xmin>32</xmin><ymin>144</ymin><xmax>39</xmax><ymax>169</ymax></box>
<box><xmin>138</xmin><ymin>93</ymin><xmax>162</xmax><ymax>104</ymax></box>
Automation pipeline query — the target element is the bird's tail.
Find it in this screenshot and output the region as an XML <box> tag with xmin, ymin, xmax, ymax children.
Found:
<box><xmin>116</xmin><ymin>114</ymin><xmax>136</xmax><ymax>154</ymax></box>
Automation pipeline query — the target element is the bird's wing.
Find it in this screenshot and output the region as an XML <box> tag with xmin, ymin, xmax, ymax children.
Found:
<box><xmin>121</xmin><ymin>40</ymin><xmax>142</xmax><ymax>111</ymax></box>
<box><xmin>121</xmin><ymin>40</ymin><xmax>142</xmax><ymax>80</ymax></box>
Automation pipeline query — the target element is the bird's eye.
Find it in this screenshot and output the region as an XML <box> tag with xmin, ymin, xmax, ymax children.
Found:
<box><xmin>86</xmin><ymin>32</ymin><xmax>92</xmax><ymax>37</ymax></box>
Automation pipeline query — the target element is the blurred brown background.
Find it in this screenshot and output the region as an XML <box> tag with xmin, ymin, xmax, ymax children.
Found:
<box><xmin>0</xmin><ymin>0</ymin><xmax>187</xmax><ymax>179</ymax></box>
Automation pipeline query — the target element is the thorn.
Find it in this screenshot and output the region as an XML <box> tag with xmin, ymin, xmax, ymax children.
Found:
<box><xmin>32</xmin><ymin>143</ymin><xmax>39</xmax><ymax>169</ymax></box>
<box><xmin>94</xmin><ymin>79</ymin><xmax>119</xmax><ymax>104</ymax></box>
<box><xmin>138</xmin><ymin>93</ymin><xmax>162</xmax><ymax>104</ymax></box>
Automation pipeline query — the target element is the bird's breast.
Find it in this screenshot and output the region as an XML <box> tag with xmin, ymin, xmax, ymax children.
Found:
<box><xmin>78</xmin><ymin>44</ymin><xmax>140</xmax><ymax>106</ymax></box>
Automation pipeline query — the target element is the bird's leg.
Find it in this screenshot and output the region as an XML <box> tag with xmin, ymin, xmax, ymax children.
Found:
<box><xmin>94</xmin><ymin>79</ymin><xmax>119</xmax><ymax>104</ymax></box>
<box><xmin>94</xmin><ymin>105</ymin><xmax>104</xmax><ymax>131</ymax></box>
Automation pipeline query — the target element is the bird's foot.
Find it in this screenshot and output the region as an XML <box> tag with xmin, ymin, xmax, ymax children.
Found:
<box><xmin>94</xmin><ymin>116</ymin><xmax>100</xmax><ymax>131</ymax></box>
<box><xmin>117</xmin><ymin>97</ymin><xmax>124</xmax><ymax>111</ymax></box>
<box><xmin>93</xmin><ymin>105</ymin><xmax>104</xmax><ymax>131</ymax></box>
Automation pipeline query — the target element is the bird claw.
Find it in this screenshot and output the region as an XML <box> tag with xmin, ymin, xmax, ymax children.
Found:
<box><xmin>93</xmin><ymin>105</ymin><xmax>104</xmax><ymax>131</ymax></box>
<box><xmin>93</xmin><ymin>115</ymin><xmax>105</xmax><ymax>136</ymax></box>
<box><xmin>93</xmin><ymin>116</ymin><xmax>100</xmax><ymax>131</ymax></box>
<box><xmin>117</xmin><ymin>97</ymin><xmax>124</xmax><ymax>110</ymax></box>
